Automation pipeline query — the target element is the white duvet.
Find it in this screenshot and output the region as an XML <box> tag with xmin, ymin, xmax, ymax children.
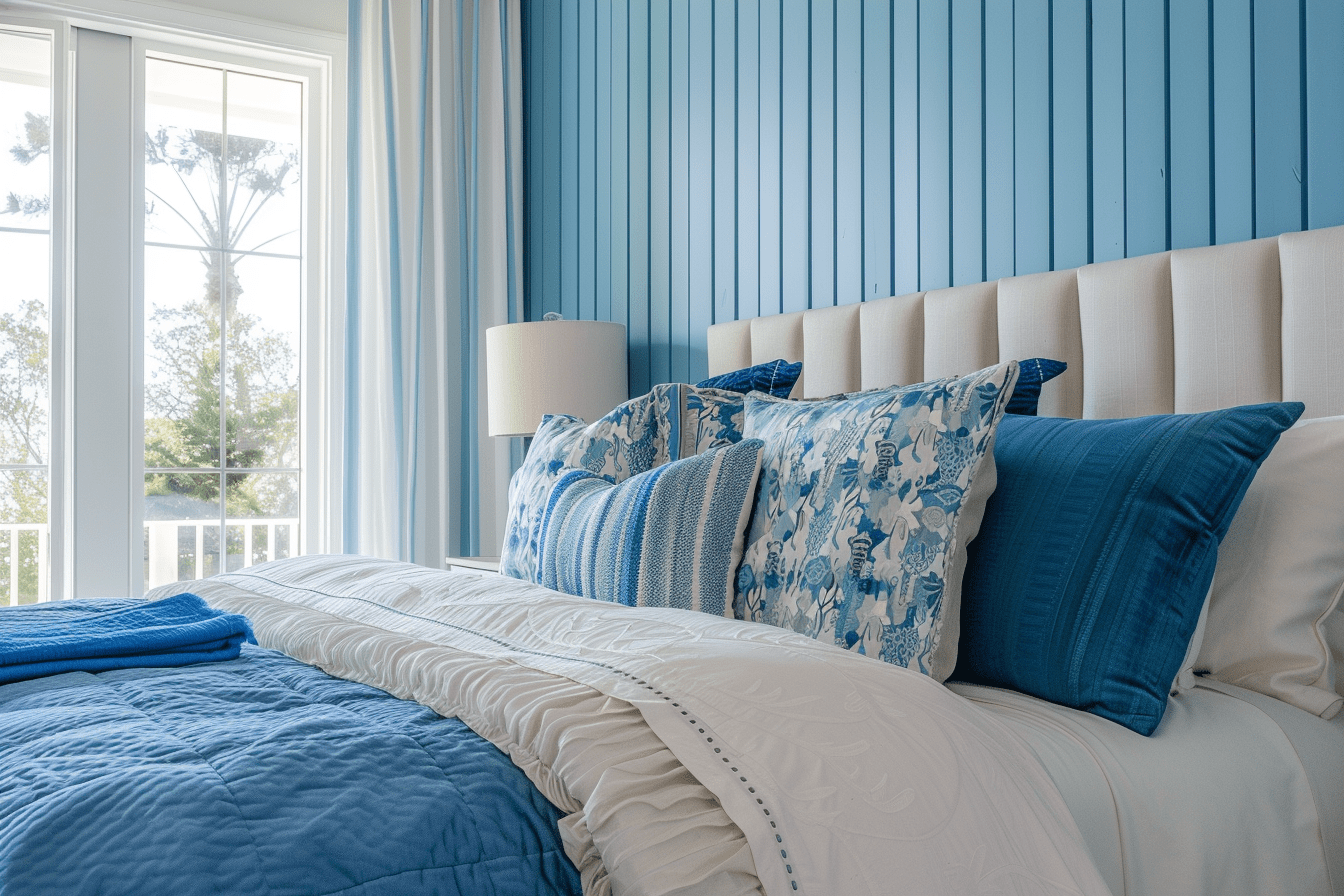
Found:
<box><xmin>160</xmin><ymin>555</ymin><xmax>1112</xmax><ymax>896</ymax></box>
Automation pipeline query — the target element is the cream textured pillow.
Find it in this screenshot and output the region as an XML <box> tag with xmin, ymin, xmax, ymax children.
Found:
<box><xmin>1329</xmin><ymin>610</ymin><xmax>1344</xmax><ymax>702</ymax></box>
<box><xmin>1199</xmin><ymin>415</ymin><xmax>1344</xmax><ymax>719</ymax></box>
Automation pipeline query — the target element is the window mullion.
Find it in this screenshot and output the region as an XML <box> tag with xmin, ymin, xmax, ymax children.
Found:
<box><xmin>218</xmin><ymin>72</ymin><xmax>228</xmax><ymax>566</ymax></box>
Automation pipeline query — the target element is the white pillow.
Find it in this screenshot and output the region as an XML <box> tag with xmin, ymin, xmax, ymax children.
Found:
<box><xmin>1172</xmin><ymin>593</ymin><xmax>1210</xmax><ymax>695</ymax></box>
<box><xmin>1198</xmin><ymin>415</ymin><xmax>1344</xmax><ymax>719</ymax></box>
<box><xmin>1329</xmin><ymin>610</ymin><xmax>1344</xmax><ymax>701</ymax></box>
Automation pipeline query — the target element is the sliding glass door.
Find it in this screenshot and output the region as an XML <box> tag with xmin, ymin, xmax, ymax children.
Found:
<box><xmin>0</xmin><ymin>11</ymin><xmax>336</xmax><ymax>600</ymax></box>
<box><xmin>0</xmin><ymin>28</ymin><xmax>52</xmax><ymax>604</ymax></box>
<box><xmin>142</xmin><ymin>57</ymin><xmax>303</xmax><ymax>589</ymax></box>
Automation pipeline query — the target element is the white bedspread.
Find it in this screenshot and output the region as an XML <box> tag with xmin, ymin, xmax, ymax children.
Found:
<box><xmin>161</xmin><ymin>555</ymin><xmax>1112</xmax><ymax>896</ymax></box>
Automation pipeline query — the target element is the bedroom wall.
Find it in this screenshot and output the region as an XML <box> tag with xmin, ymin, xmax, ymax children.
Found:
<box><xmin>520</xmin><ymin>0</ymin><xmax>1344</xmax><ymax>395</ymax></box>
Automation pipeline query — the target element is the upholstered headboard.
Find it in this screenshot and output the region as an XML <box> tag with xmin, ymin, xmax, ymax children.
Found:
<box><xmin>706</xmin><ymin>225</ymin><xmax>1344</xmax><ymax>421</ymax></box>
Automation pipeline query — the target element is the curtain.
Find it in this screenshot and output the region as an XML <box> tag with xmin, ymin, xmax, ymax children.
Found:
<box><xmin>345</xmin><ymin>0</ymin><xmax>523</xmax><ymax>562</ymax></box>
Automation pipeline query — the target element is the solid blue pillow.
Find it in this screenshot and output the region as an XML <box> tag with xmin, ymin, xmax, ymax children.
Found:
<box><xmin>954</xmin><ymin>401</ymin><xmax>1304</xmax><ymax>735</ymax></box>
<box><xmin>1006</xmin><ymin>358</ymin><xmax>1068</xmax><ymax>415</ymax></box>
<box><xmin>696</xmin><ymin>359</ymin><xmax>801</xmax><ymax>398</ymax></box>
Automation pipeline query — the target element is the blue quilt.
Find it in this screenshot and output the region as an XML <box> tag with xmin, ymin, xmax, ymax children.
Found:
<box><xmin>0</xmin><ymin>595</ymin><xmax>253</xmax><ymax>684</ymax></box>
<box><xmin>0</xmin><ymin>643</ymin><xmax>582</xmax><ymax>896</ymax></box>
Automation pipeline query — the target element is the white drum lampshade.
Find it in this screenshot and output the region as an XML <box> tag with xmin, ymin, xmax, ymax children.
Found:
<box><xmin>486</xmin><ymin>320</ymin><xmax>629</xmax><ymax>437</ymax></box>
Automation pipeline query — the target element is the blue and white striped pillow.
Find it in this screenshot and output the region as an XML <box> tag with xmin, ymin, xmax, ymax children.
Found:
<box><xmin>536</xmin><ymin>439</ymin><xmax>765</xmax><ymax>618</ymax></box>
<box><xmin>499</xmin><ymin>384</ymin><xmax>681</xmax><ymax>583</ymax></box>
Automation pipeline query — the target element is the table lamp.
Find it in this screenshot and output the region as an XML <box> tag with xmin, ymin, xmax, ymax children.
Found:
<box><xmin>485</xmin><ymin>317</ymin><xmax>629</xmax><ymax>437</ymax></box>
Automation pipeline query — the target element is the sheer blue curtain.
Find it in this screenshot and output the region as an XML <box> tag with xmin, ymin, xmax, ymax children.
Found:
<box><xmin>345</xmin><ymin>0</ymin><xmax>522</xmax><ymax>562</ymax></box>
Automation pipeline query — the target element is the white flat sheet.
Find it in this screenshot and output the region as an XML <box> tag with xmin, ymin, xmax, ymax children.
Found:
<box><xmin>164</xmin><ymin>555</ymin><xmax>1114</xmax><ymax>896</ymax></box>
<box><xmin>949</xmin><ymin>680</ymin><xmax>1344</xmax><ymax>896</ymax></box>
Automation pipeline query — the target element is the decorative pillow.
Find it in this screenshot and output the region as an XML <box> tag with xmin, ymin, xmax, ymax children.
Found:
<box><xmin>683</xmin><ymin>386</ymin><xmax>746</xmax><ymax>455</ymax></box>
<box><xmin>696</xmin><ymin>359</ymin><xmax>802</xmax><ymax>398</ymax></box>
<box><xmin>735</xmin><ymin>361</ymin><xmax>1020</xmax><ymax>680</ymax></box>
<box><xmin>954</xmin><ymin>402</ymin><xmax>1304</xmax><ymax>736</ymax></box>
<box><xmin>499</xmin><ymin>384</ymin><xmax>680</xmax><ymax>582</ymax></box>
<box><xmin>537</xmin><ymin>439</ymin><xmax>765</xmax><ymax>618</ymax></box>
<box><xmin>1199</xmin><ymin>415</ymin><xmax>1344</xmax><ymax>719</ymax></box>
<box><xmin>1006</xmin><ymin>358</ymin><xmax>1068</xmax><ymax>416</ymax></box>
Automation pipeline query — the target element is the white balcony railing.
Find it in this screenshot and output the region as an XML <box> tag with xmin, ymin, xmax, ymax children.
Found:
<box><xmin>0</xmin><ymin>519</ymin><xmax>297</xmax><ymax>602</ymax></box>
<box><xmin>144</xmin><ymin>518</ymin><xmax>299</xmax><ymax>590</ymax></box>
<box><xmin>0</xmin><ymin>524</ymin><xmax>49</xmax><ymax>605</ymax></box>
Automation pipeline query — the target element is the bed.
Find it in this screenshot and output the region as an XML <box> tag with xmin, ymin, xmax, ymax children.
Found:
<box><xmin>4</xmin><ymin>224</ymin><xmax>1343</xmax><ymax>896</ymax></box>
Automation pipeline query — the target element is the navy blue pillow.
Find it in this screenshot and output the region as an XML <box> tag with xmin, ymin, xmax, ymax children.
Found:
<box><xmin>1006</xmin><ymin>358</ymin><xmax>1068</xmax><ymax>416</ymax></box>
<box><xmin>696</xmin><ymin>359</ymin><xmax>801</xmax><ymax>398</ymax></box>
<box><xmin>954</xmin><ymin>402</ymin><xmax>1304</xmax><ymax>735</ymax></box>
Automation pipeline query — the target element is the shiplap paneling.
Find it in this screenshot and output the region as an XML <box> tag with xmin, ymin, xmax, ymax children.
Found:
<box><xmin>522</xmin><ymin>0</ymin><xmax>1344</xmax><ymax>390</ymax></box>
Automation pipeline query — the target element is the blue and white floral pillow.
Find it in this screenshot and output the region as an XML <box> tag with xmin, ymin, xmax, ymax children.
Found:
<box><xmin>682</xmin><ymin>386</ymin><xmax>746</xmax><ymax>455</ymax></box>
<box><xmin>499</xmin><ymin>383</ymin><xmax>680</xmax><ymax>582</ymax></box>
<box><xmin>734</xmin><ymin>361</ymin><xmax>1020</xmax><ymax>681</ymax></box>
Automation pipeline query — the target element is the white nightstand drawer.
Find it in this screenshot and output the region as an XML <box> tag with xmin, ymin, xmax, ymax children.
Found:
<box><xmin>445</xmin><ymin>556</ymin><xmax>501</xmax><ymax>575</ymax></box>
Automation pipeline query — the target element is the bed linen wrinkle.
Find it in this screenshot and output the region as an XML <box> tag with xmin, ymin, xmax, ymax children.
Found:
<box><xmin>162</xmin><ymin>554</ymin><xmax>1114</xmax><ymax>896</ymax></box>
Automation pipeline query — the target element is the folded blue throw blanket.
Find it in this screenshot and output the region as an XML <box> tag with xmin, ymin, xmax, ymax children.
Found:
<box><xmin>0</xmin><ymin>593</ymin><xmax>255</xmax><ymax>684</ymax></box>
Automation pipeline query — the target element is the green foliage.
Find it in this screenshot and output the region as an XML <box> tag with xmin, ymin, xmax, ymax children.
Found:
<box><xmin>0</xmin><ymin>301</ymin><xmax>48</xmax><ymax>603</ymax></box>
<box><xmin>3</xmin><ymin>111</ymin><xmax>50</xmax><ymax>218</ymax></box>
<box><xmin>144</xmin><ymin>126</ymin><xmax>297</xmax><ymax>253</ymax></box>
<box><xmin>141</xmin><ymin>124</ymin><xmax>299</xmax><ymax>517</ymax></box>
<box><xmin>0</xmin><ymin>298</ymin><xmax>48</xmax><ymax>470</ymax></box>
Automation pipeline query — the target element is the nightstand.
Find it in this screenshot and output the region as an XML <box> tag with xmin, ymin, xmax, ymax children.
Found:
<box><xmin>445</xmin><ymin>556</ymin><xmax>502</xmax><ymax>576</ymax></box>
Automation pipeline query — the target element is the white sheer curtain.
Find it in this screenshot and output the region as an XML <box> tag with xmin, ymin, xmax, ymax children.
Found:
<box><xmin>345</xmin><ymin>0</ymin><xmax>522</xmax><ymax>562</ymax></box>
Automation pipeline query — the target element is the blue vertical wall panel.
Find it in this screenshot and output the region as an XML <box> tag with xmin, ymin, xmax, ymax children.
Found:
<box><xmin>983</xmin><ymin>0</ymin><xmax>1015</xmax><ymax>279</ymax></box>
<box><xmin>1125</xmin><ymin>0</ymin><xmax>1169</xmax><ymax>257</ymax></box>
<box><xmin>561</xmin><ymin>0</ymin><xmax>580</xmax><ymax>319</ymax></box>
<box><xmin>610</xmin><ymin>0</ymin><xmax>629</xmax><ymax>331</ymax></box>
<box><xmin>688</xmin><ymin>0</ymin><xmax>714</xmax><ymax>381</ymax></box>
<box><xmin>627</xmin><ymin>0</ymin><xmax>650</xmax><ymax>395</ymax></box>
<box><xmin>757</xmin><ymin>0</ymin><xmax>782</xmax><ymax>317</ymax></box>
<box><xmin>1252</xmin><ymin>0</ymin><xmax>1304</xmax><ymax>239</ymax></box>
<box><xmin>1091</xmin><ymin>0</ymin><xmax>1126</xmax><ymax>263</ymax></box>
<box><xmin>810</xmin><ymin>0</ymin><xmax>836</xmax><ymax>306</ymax></box>
<box><xmin>523</xmin><ymin>0</ymin><xmax>1338</xmax><ymax>397</ymax></box>
<box><xmin>919</xmin><ymin>0</ymin><xmax>951</xmax><ymax>290</ymax></box>
<box><xmin>736</xmin><ymin>0</ymin><xmax>761</xmax><ymax>319</ymax></box>
<box><xmin>1306</xmin><ymin>0</ymin><xmax>1344</xmax><ymax>229</ymax></box>
<box><xmin>892</xmin><ymin>0</ymin><xmax>920</xmax><ymax>294</ymax></box>
<box><xmin>648</xmin><ymin>0</ymin><xmax>671</xmax><ymax>386</ymax></box>
<box><xmin>670</xmin><ymin>1</ymin><xmax>691</xmax><ymax>383</ymax></box>
<box><xmin>1168</xmin><ymin>0</ymin><xmax>1212</xmax><ymax>250</ymax></box>
<box><xmin>1052</xmin><ymin>0</ymin><xmax>1090</xmax><ymax>271</ymax></box>
<box><xmin>780</xmin><ymin>0</ymin><xmax>809</xmax><ymax>312</ymax></box>
<box><xmin>1014</xmin><ymin>0</ymin><xmax>1051</xmax><ymax>276</ymax></box>
<box><xmin>578</xmin><ymin>0</ymin><xmax>596</xmax><ymax>320</ymax></box>
<box><xmin>595</xmin><ymin>0</ymin><xmax>612</xmax><ymax>321</ymax></box>
<box><xmin>835</xmin><ymin>0</ymin><xmax>863</xmax><ymax>304</ymax></box>
<box><xmin>1213</xmin><ymin>0</ymin><xmax>1254</xmax><ymax>244</ymax></box>
<box><xmin>713</xmin><ymin>0</ymin><xmax>738</xmax><ymax>327</ymax></box>
<box><xmin>525</xmin><ymin>0</ymin><xmax>558</xmax><ymax>319</ymax></box>
<box><xmin>862</xmin><ymin>0</ymin><xmax>893</xmax><ymax>300</ymax></box>
<box><xmin>951</xmin><ymin>0</ymin><xmax>984</xmax><ymax>286</ymax></box>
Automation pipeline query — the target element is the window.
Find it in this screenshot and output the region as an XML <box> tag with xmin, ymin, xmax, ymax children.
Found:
<box><xmin>0</xmin><ymin>29</ymin><xmax>52</xmax><ymax>604</ymax></box>
<box><xmin>0</xmin><ymin>9</ymin><xmax>341</xmax><ymax>600</ymax></box>
<box><xmin>142</xmin><ymin>57</ymin><xmax>303</xmax><ymax>589</ymax></box>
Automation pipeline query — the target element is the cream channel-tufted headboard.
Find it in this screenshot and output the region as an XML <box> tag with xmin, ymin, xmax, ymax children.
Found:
<box><xmin>706</xmin><ymin>225</ymin><xmax>1344</xmax><ymax>421</ymax></box>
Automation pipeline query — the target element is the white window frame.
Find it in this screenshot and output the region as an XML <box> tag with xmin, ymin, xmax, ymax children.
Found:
<box><xmin>0</xmin><ymin>1</ymin><xmax>345</xmax><ymax>598</ymax></box>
